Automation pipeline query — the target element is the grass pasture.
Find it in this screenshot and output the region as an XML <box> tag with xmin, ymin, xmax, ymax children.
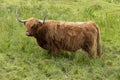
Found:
<box><xmin>0</xmin><ymin>0</ymin><xmax>120</xmax><ymax>80</ymax></box>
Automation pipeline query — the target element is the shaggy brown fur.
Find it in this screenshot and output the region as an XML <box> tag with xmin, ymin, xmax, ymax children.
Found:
<box><xmin>22</xmin><ymin>18</ymin><xmax>102</xmax><ymax>58</ymax></box>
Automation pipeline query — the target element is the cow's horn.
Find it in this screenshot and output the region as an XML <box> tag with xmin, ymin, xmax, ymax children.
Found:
<box><xmin>42</xmin><ymin>15</ymin><xmax>48</xmax><ymax>24</ymax></box>
<box><xmin>16</xmin><ymin>11</ymin><xmax>27</xmax><ymax>23</ymax></box>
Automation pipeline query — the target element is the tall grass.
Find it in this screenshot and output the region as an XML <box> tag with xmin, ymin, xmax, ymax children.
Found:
<box><xmin>0</xmin><ymin>0</ymin><xmax>120</xmax><ymax>80</ymax></box>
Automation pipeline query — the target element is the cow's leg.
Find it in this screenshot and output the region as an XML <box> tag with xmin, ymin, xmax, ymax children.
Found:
<box><xmin>88</xmin><ymin>35</ymin><xmax>97</xmax><ymax>58</ymax></box>
<box><xmin>87</xmin><ymin>46</ymin><xmax>95</xmax><ymax>58</ymax></box>
<box><xmin>82</xmin><ymin>47</ymin><xmax>95</xmax><ymax>58</ymax></box>
<box><xmin>53</xmin><ymin>49</ymin><xmax>60</xmax><ymax>57</ymax></box>
<box><xmin>97</xmin><ymin>47</ymin><xmax>102</xmax><ymax>58</ymax></box>
<box><xmin>97</xmin><ymin>51</ymin><xmax>101</xmax><ymax>58</ymax></box>
<box><xmin>88</xmin><ymin>39</ymin><xmax>96</xmax><ymax>58</ymax></box>
<box><xmin>82</xmin><ymin>41</ymin><xmax>95</xmax><ymax>58</ymax></box>
<box><xmin>48</xmin><ymin>50</ymin><xmax>52</xmax><ymax>54</ymax></box>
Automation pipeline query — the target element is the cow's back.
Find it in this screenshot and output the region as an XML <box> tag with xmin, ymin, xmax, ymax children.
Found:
<box><xmin>45</xmin><ymin>21</ymin><xmax>96</xmax><ymax>51</ymax></box>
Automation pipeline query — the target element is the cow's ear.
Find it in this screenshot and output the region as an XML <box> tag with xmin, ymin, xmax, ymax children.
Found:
<box><xmin>38</xmin><ymin>20</ymin><xmax>43</xmax><ymax>25</ymax></box>
<box><xmin>24</xmin><ymin>21</ymin><xmax>26</xmax><ymax>25</ymax></box>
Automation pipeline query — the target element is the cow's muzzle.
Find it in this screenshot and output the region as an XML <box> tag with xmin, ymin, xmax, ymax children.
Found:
<box><xmin>26</xmin><ymin>32</ymin><xmax>31</xmax><ymax>36</ymax></box>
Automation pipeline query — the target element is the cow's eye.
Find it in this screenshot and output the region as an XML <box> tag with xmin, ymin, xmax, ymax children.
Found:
<box><xmin>31</xmin><ymin>26</ymin><xmax>34</xmax><ymax>29</ymax></box>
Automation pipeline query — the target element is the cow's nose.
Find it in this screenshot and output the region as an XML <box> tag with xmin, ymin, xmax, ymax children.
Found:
<box><xmin>26</xmin><ymin>32</ymin><xmax>30</xmax><ymax>36</ymax></box>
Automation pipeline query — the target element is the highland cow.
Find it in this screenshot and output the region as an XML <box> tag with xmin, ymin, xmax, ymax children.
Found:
<box><xmin>16</xmin><ymin>13</ymin><xmax>102</xmax><ymax>58</ymax></box>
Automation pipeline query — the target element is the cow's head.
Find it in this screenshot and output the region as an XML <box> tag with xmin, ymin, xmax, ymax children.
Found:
<box><xmin>16</xmin><ymin>12</ymin><xmax>47</xmax><ymax>37</ymax></box>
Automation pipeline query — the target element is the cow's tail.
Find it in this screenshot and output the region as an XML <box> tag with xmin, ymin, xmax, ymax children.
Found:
<box><xmin>96</xmin><ymin>24</ymin><xmax>102</xmax><ymax>58</ymax></box>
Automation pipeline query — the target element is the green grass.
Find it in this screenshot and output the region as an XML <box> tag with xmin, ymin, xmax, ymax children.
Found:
<box><xmin>0</xmin><ymin>0</ymin><xmax>120</xmax><ymax>80</ymax></box>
